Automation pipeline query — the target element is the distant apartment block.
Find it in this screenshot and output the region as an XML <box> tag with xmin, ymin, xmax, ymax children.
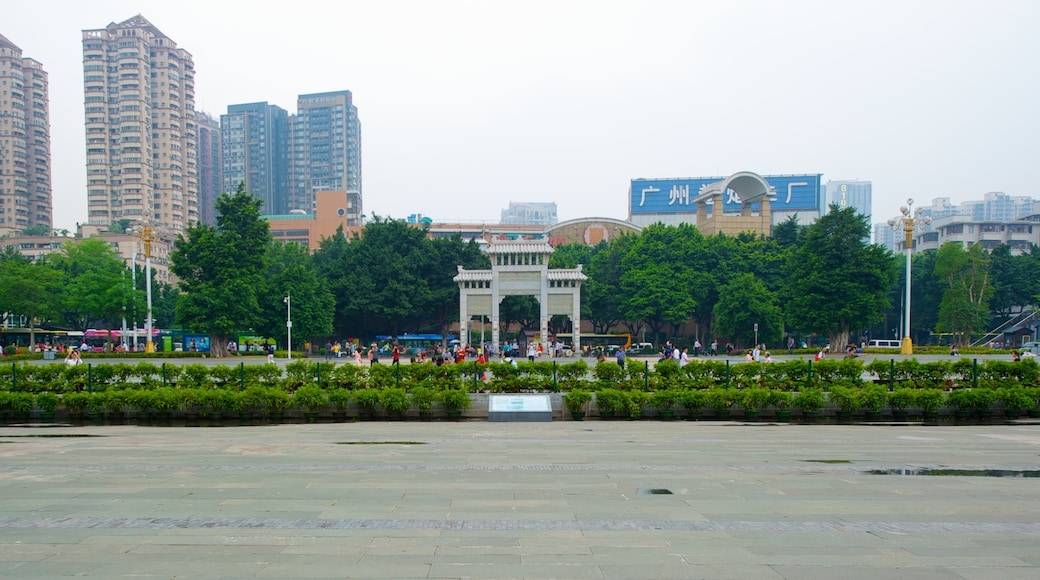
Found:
<box><xmin>0</xmin><ymin>33</ymin><xmax>51</xmax><ymax>235</ymax></box>
<box><xmin>82</xmin><ymin>15</ymin><xmax>198</xmax><ymax>233</ymax></box>
<box><xmin>290</xmin><ymin>91</ymin><xmax>362</xmax><ymax>225</ymax></box>
<box><xmin>501</xmin><ymin>202</ymin><xmax>558</xmax><ymax>226</ymax></box>
<box><xmin>877</xmin><ymin>193</ymin><xmax>1040</xmax><ymax>254</ymax></box>
<box><xmin>221</xmin><ymin>102</ymin><xmax>288</xmax><ymax>215</ymax></box>
<box><xmin>825</xmin><ymin>179</ymin><xmax>872</xmax><ymax>219</ymax></box>
<box><xmin>223</xmin><ymin>91</ymin><xmax>362</xmax><ymax>226</ymax></box>
<box><xmin>196</xmin><ymin>111</ymin><xmax>221</xmax><ymax>225</ymax></box>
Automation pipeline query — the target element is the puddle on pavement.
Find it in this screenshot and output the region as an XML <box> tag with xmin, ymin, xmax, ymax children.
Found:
<box><xmin>638</xmin><ymin>488</ymin><xmax>673</xmax><ymax>495</ymax></box>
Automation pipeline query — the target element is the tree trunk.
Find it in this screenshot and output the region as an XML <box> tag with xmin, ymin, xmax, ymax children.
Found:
<box><xmin>209</xmin><ymin>334</ymin><xmax>229</xmax><ymax>357</ymax></box>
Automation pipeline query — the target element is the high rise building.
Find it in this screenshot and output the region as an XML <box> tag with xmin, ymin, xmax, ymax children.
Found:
<box><xmin>825</xmin><ymin>179</ymin><xmax>872</xmax><ymax>219</ymax></box>
<box><xmin>220</xmin><ymin>102</ymin><xmax>289</xmax><ymax>215</ymax></box>
<box><xmin>196</xmin><ymin>111</ymin><xmax>221</xmax><ymax>225</ymax></box>
<box><xmin>500</xmin><ymin>202</ymin><xmax>558</xmax><ymax>226</ymax></box>
<box><xmin>0</xmin><ymin>33</ymin><xmax>51</xmax><ymax>235</ymax></box>
<box><xmin>290</xmin><ymin>90</ymin><xmax>362</xmax><ymax>224</ymax></box>
<box><xmin>82</xmin><ymin>15</ymin><xmax>198</xmax><ymax>233</ymax></box>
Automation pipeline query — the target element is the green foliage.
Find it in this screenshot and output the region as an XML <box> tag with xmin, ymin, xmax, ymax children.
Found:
<box><xmin>619</xmin><ymin>224</ymin><xmax>704</xmax><ymax>338</ymax></box>
<box><xmin>352</xmin><ymin>388</ymin><xmax>381</xmax><ymax>411</ymax></box>
<box><xmin>934</xmin><ymin>242</ymin><xmax>994</xmax><ymax>343</ymax></box>
<box><xmin>713</xmin><ymin>273</ymin><xmax>783</xmax><ymax>348</ymax></box>
<box><xmin>998</xmin><ymin>387</ymin><xmax>1034</xmax><ymax>412</ymax></box>
<box><xmin>679</xmin><ymin>389</ymin><xmax>707</xmax><ymax>412</ymax></box>
<box><xmin>782</xmin><ymin>205</ymin><xmax>895</xmax><ymax>349</ymax></box>
<box><xmin>292</xmin><ymin>384</ymin><xmax>328</xmax><ymax>412</ymax></box>
<box><xmin>563</xmin><ymin>388</ymin><xmax>592</xmax><ymax>413</ymax></box>
<box><xmin>595</xmin><ymin>388</ymin><xmax>627</xmax><ymax>414</ymax></box>
<box><xmin>0</xmin><ymin>259</ymin><xmax>63</xmax><ymax>342</ymax></box>
<box><xmin>859</xmin><ymin>384</ymin><xmax>889</xmax><ymax>412</ymax></box>
<box><xmin>768</xmin><ymin>390</ymin><xmax>793</xmax><ymax>410</ymax></box>
<box><xmin>888</xmin><ymin>388</ymin><xmax>917</xmax><ymax>411</ymax></box>
<box><xmin>706</xmin><ymin>387</ymin><xmax>736</xmax><ymax>412</ymax></box>
<box><xmin>171</xmin><ymin>185</ymin><xmax>271</xmax><ymax>355</ymax></box>
<box><xmin>257</xmin><ymin>241</ymin><xmax>334</xmax><ymax>350</ymax></box>
<box><xmin>327</xmin><ymin>388</ymin><xmax>352</xmax><ymax>410</ymax></box>
<box><xmin>793</xmin><ymin>388</ymin><xmax>826</xmax><ymax>413</ymax></box>
<box><xmin>264</xmin><ymin>388</ymin><xmax>292</xmax><ymax>412</ymax></box>
<box><xmin>380</xmin><ymin>388</ymin><xmax>411</xmax><ymax>414</ymax></box>
<box><xmin>410</xmin><ymin>386</ymin><xmax>436</xmax><ymax>412</ymax></box>
<box><xmin>647</xmin><ymin>389</ymin><xmax>677</xmax><ymax>410</ymax></box>
<box><xmin>915</xmin><ymin>388</ymin><xmax>946</xmax><ymax>413</ymax></box>
<box><xmin>738</xmin><ymin>387</ymin><xmax>771</xmax><ymax>412</ymax></box>
<box><xmin>437</xmin><ymin>388</ymin><xmax>472</xmax><ymax>410</ymax></box>
<box><xmin>48</xmin><ymin>238</ymin><xmax>133</xmax><ymax>332</ymax></box>
<box><xmin>828</xmin><ymin>384</ymin><xmax>860</xmax><ymax>412</ymax></box>
<box><xmin>34</xmin><ymin>391</ymin><xmax>60</xmax><ymax>412</ymax></box>
<box><xmin>61</xmin><ymin>391</ymin><xmax>93</xmax><ymax>414</ymax></box>
<box><xmin>592</xmin><ymin>361</ymin><xmax>625</xmax><ymax>382</ymax></box>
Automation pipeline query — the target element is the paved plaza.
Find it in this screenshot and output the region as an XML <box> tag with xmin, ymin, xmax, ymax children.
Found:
<box><xmin>1</xmin><ymin>421</ymin><xmax>1038</xmax><ymax>579</ymax></box>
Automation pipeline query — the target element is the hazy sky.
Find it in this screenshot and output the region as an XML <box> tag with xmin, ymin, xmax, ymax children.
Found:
<box><xmin>5</xmin><ymin>0</ymin><xmax>1039</xmax><ymax>231</ymax></box>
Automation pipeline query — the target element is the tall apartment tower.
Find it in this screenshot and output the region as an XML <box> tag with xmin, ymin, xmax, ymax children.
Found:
<box><xmin>0</xmin><ymin>34</ymin><xmax>51</xmax><ymax>235</ymax></box>
<box><xmin>195</xmin><ymin>111</ymin><xmax>221</xmax><ymax>225</ymax></box>
<box><xmin>82</xmin><ymin>15</ymin><xmax>198</xmax><ymax>233</ymax></box>
<box><xmin>290</xmin><ymin>90</ymin><xmax>362</xmax><ymax>224</ymax></box>
<box><xmin>221</xmin><ymin>102</ymin><xmax>289</xmax><ymax>215</ymax></box>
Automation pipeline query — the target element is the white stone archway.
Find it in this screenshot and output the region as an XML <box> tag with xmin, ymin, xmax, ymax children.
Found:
<box><xmin>454</xmin><ymin>240</ymin><xmax>586</xmax><ymax>354</ymax></box>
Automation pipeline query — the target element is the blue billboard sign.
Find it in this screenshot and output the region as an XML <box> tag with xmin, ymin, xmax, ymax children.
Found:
<box><xmin>630</xmin><ymin>174</ymin><xmax>822</xmax><ymax>214</ymax></box>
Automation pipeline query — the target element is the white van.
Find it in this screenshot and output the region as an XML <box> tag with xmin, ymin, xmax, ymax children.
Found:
<box><xmin>867</xmin><ymin>339</ymin><xmax>902</xmax><ymax>348</ymax></box>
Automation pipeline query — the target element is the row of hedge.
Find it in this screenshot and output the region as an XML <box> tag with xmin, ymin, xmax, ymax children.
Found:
<box><xmin>3</xmin><ymin>384</ymin><xmax>1037</xmax><ymax>423</ymax></box>
<box><xmin>2</xmin><ymin>357</ymin><xmax>1037</xmax><ymax>393</ymax></box>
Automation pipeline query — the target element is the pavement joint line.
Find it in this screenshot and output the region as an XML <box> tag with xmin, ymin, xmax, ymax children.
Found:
<box><xmin>0</xmin><ymin>516</ymin><xmax>1038</xmax><ymax>533</ymax></box>
<box><xmin>2</xmin><ymin>463</ymin><xmax>1039</xmax><ymax>473</ymax></box>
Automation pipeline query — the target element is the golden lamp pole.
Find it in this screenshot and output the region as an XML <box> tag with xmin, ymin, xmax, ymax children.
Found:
<box><xmin>888</xmin><ymin>199</ymin><xmax>931</xmax><ymax>355</ymax></box>
<box><xmin>141</xmin><ymin>222</ymin><xmax>155</xmax><ymax>353</ymax></box>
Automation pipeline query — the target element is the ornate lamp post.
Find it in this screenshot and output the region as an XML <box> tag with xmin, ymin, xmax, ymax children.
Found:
<box><xmin>140</xmin><ymin>222</ymin><xmax>156</xmax><ymax>353</ymax></box>
<box><xmin>284</xmin><ymin>293</ymin><xmax>292</xmax><ymax>361</ymax></box>
<box><xmin>888</xmin><ymin>199</ymin><xmax>931</xmax><ymax>355</ymax></box>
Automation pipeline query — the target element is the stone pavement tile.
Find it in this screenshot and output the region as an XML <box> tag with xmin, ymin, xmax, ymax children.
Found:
<box><xmin>951</xmin><ymin>567</ymin><xmax>1040</xmax><ymax>580</ymax></box>
<box><xmin>360</xmin><ymin>553</ymin><xmax>521</xmax><ymax>566</ymax></box>
<box><xmin>4</xmin><ymin>561</ymin><xmax>104</xmax><ymax>577</ymax></box>
<box><xmin>428</xmin><ymin>562</ymin><xmax>604</xmax><ymax>579</ymax></box>
<box><xmin>770</xmin><ymin>565</ymin><xmax>969</xmax><ymax>580</ymax></box>
<box><xmin>605</xmin><ymin>563</ymin><xmax>785</xmax><ymax>580</ymax></box>
<box><xmin>259</xmin><ymin>560</ymin><xmax>431</xmax><ymax>578</ymax></box>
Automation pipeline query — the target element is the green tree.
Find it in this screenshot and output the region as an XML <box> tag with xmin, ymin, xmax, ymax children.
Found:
<box><xmin>314</xmin><ymin>217</ymin><xmax>434</xmax><ymax>339</ymax></box>
<box><xmin>49</xmin><ymin>238</ymin><xmax>133</xmax><ymax>334</ymax></box>
<box><xmin>771</xmin><ymin>214</ymin><xmax>804</xmax><ymax>249</ymax></box>
<box><xmin>934</xmin><ymin>242</ymin><xmax>994</xmax><ymax>345</ymax></box>
<box><xmin>257</xmin><ymin>241</ymin><xmax>335</xmax><ymax>350</ymax></box>
<box><xmin>712</xmin><ymin>273</ymin><xmax>782</xmax><ymax>349</ymax></box>
<box><xmin>585</xmin><ymin>237</ymin><xmax>630</xmax><ymax>333</ymax></box>
<box><xmin>782</xmin><ymin>205</ymin><xmax>895</xmax><ymax>350</ymax></box>
<box><xmin>423</xmin><ymin>234</ymin><xmax>489</xmax><ymax>343</ymax></box>
<box><xmin>171</xmin><ymin>185</ymin><xmax>272</xmax><ymax>357</ymax></box>
<box><xmin>619</xmin><ymin>224</ymin><xmax>701</xmax><ymax>342</ymax></box>
<box><xmin>0</xmin><ymin>259</ymin><xmax>63</xmax><ymax>346</ymax></box>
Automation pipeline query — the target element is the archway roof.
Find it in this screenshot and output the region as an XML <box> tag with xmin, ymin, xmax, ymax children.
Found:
<box><xmin>692</xmin><ymin>171</ymin><xmax>774</xmax><ymax>205</ymax></box>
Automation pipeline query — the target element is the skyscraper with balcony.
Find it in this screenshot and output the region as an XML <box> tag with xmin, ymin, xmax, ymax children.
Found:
<box><xmin>220</xmin><ymin>102</ymin><xmax>289</xmax><ymax>215</ymax></box>
<box><xmin>0</xmin><ymin>33</ymin><xmax>51</xmax><ymax>235</ymax></box>
<box><xmin>82</xmin><ymin>15</ymin><xmax>198</xmax><ymax>233</ymax></box>
<box><xmin>196</xmin><ymin>111</ymin><xmax>221</xmax><ymax>225</ymax></box>
<box><xmin>290</xmin><ymin>90</ymin><xmax>362</xmax><ymax>225</ymax></box>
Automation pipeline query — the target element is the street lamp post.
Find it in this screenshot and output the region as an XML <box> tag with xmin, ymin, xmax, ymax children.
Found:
<box><xmin>140</xmin><ymin>222</ymin><xmax>155</xmax><ymax>353</ymax></box>
<box><xmin>284</xmin><ymin>293</ymin><xmax>292</xmax><ymax>361</ymax></box>
<box><xmin>888</xmin><ymin>199</ymin><xmax>931</xmax><ymax>355</ymax></box>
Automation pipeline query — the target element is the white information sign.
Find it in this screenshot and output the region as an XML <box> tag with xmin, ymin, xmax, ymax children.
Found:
<box><xmin>488</xmin><ymin>395</ymin><xmax>552</xmax><ymax>413</ymax></box>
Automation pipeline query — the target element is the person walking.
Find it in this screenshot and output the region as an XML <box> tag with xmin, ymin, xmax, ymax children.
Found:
<box><xmin>787</xmin><ymin>336</ymin><xmax>795</xmax><ymax>355</ymax></box>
